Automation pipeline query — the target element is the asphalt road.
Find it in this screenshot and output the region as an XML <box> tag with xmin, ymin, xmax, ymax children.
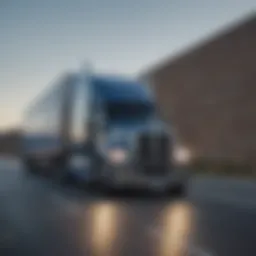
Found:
<box><xmin>1</xmin><ymin>157</ymin><xmax>256</xmax><ymax>256</ymax></box>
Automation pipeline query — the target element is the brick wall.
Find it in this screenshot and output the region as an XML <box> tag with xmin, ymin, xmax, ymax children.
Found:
<box><xmin>140</xmin><ymin>15</ymin><xmax>256</xmax><ymax>164</ymax></box>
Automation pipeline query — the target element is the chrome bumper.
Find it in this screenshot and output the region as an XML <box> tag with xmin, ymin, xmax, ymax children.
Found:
<box><xmin>101</xmin><ymin>164</ymin><xmax>188</xmax><ymax>191</ymax></box>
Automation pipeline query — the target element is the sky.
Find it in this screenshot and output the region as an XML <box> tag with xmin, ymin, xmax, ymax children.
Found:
<box><xmin>0</xmin><ymin>0</ymin><xmax>255</xmax><ymax>130</ymax></box>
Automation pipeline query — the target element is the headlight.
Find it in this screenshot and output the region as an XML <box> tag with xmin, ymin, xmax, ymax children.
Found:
<box><xmin>107</xmin><ymin>148</ymin><xmax>128</xmax><ymax>165</ymax></box>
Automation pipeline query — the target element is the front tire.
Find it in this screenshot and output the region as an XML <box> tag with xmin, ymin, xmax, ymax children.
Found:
<box><xmin>167</xmin><ymin>183</ymin><xmax>188</xmax><ymax>197</ymax></box>
<box><xmin>86</xmin><ymin>153</ymin><xmax>104</xmax><ymax>189</ymax></box>
<box><xmin>22</xmin><ymin>158</ymin><xmax>40</xmax><ymax>175</ymax></box>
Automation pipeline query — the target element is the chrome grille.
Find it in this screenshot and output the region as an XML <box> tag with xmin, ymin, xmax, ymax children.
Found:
<box><xmin>136</xmin><ymin>133</ymin><xmax>170</xmax><ymax>175</ymax></box>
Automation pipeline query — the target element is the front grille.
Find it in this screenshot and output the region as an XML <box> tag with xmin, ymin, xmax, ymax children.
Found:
<box><xmin>136</xmin><ymin>133</ymin><xmax>170</xmax><ymax>175</ymax></box>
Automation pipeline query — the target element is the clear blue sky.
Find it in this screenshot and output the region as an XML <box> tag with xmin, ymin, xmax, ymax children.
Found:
<box><xmin>0</xmin><ymin>0</ymin><xmax>255</xmax><ymax>130</ymax></box>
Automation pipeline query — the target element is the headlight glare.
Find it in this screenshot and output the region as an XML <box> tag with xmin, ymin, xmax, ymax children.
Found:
<box><xmin>107</xmin><ymin>148</ymin><xmax>128</xmax><ymax>164</ymax></box>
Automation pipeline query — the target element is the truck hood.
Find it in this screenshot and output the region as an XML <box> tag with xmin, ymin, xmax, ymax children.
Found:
<box><xmin>97</xmin><ymin>120</ymin><xmax>170</xmax><ymax>152</ymax></box>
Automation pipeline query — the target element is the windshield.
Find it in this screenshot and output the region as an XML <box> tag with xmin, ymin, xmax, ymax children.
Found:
<box><xmin>105</xmin><ymin>101</ymin><xmax>154</xmax><ymax>125</ymax></box>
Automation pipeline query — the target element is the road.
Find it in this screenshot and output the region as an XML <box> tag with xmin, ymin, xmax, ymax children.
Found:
<box><xmin>0</xmin><ymin>157</ymin><xmax>256</xmax><ymax>256</ymax></box>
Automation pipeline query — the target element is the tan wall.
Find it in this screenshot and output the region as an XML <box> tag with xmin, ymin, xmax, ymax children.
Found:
<box><xmin>141</xmin><ymin>15</ymin><xmax>256</xmax><ymax>164</ymax></box>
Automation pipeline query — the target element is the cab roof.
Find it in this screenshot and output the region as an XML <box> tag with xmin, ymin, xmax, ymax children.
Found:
<box><xmin>90</xmin><ymin>75</ymin><xmax>153</xmax><ymax>102</ymax></box>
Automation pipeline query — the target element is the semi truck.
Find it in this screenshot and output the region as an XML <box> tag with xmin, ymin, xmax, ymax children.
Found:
<box><xmin>21</xmin><ymin>68</ymin><xmax>188</xmax><ymax>194</ymax></box>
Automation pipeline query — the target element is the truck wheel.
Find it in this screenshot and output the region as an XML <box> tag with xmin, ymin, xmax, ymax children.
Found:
<box><xmin>22</xmin><ymin>158</ymin><xmax>39</xmax><ymax>175</ymax></box>
<box><xmin>86</xmin><ymin>157</ymin><xmax>103</xmax><ymax>189</ymax></box>
<box><xmin>168</xmin><ymin>183</ymin><xmax>187</xmax><ymax>197</ymax></box>
<box><xmin>60</xmin><ymin>154</ymin><xmax>99</xmax><ymax>188</ymax></box>
<box><xmin>60</xmin><ymin>170</ymin><xmax>77</xmax><ymax>186</ymax></box>
<box><xmin>49</xmin><ymin>155</ymin><xmax>68</xmax><ymax>180</ymax></box>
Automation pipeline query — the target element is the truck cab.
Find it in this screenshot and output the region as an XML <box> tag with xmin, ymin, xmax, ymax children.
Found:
<box><xmin>68</xmin><ymin>73</ymin><xmax>188</xmax><ymax>194</ymax></box>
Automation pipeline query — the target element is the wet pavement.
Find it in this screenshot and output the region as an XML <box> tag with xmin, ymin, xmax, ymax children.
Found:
<box><xmin>1</xmin><ymin>157</ymin><xmax>256</xmax><ymax>256</ymax></box>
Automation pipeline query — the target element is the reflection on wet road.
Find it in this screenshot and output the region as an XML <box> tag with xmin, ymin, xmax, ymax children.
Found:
<box><xmin>82</xmin><ymin>200</ymin><xmax>195</xmax><ymax>256</ymax></box>
<box><xmin>159</xmin><ymin>201</ymin><xmax>194</xmax><ymax>256</ymax></box>
<box><xmin>1</xmin><ymin>158</ymin><xmax>256</xmax><ymax>256</ymax></box>
<box><xmin>89</xmin><ymin>202</ymin><xmax>122</xmax><ymax>256</ymax></box>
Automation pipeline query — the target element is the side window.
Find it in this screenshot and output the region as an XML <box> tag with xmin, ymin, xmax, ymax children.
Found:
<box><xmin>70</xmin><ymin>78</ymin><xmax>89</xmax><ymax>147</ymax></box>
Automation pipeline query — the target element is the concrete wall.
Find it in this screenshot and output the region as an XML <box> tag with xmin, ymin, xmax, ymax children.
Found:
<box><xmin>140</xmin><ymin>14</ymin><xmax>256</xmax><ymax>165</ymax></box>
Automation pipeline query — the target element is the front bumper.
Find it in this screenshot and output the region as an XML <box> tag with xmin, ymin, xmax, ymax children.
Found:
<box><xmin>101</xmin><ymin>164</ymin><xmax>189</xmax><ymax>191</ymax></box>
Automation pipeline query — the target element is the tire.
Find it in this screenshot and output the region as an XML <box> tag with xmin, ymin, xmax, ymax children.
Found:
<box><xmin>175</xmin><ymin>183</ymin><xmax>187</xmax><ymax>197</ymax></box>
<box><xmin>86</xmin><ymin>151</ymin><xmax>104</xmax><ymax>187</ymax></box>
<box><xmin>60</xmin><ymin>170</ymin><xmax>77</xmax><ymax>186</ymax></box>
<box><xmin>49</xmin><ymin>155</ymin><xmax>68</xmax><ymax>180</ymax></box>
<box><xmin>167</xmin><ymin>183</ymin><xmax>187</xmax><ymax>197</ymax></box>
<box><xmin>59</xmin><ymin>151</ymin><xmax>102</xmax><ymax>189</ymax></box>
<box><xmin>54</xmin><ymin>154</ymin><xmax>77</xmax><ymax>185</ymax></box>
<box><xmin>22</xmin><ymin>158</ymin><xmax>39</xmax><ymax>175</ymax></box>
